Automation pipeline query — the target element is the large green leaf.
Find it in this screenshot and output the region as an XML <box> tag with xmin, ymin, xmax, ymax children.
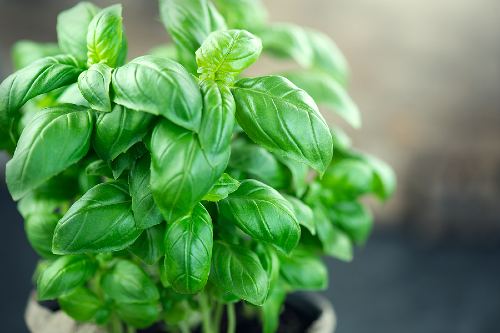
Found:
<box><xmin>112</xmin><ymin>56</ymin><xmax>202</xmax><ymax>132</ymax></box>
<box><xmin>284</xmin><ymin>70</ymin><xmax>360</xmax><ymax>128</ymax></box>
<box><xmin>86</xmin><ymin>4</ymin><xmax>124</xmax><ymax>67</ymax></box>
<box><xmin>211</xmin><ymin>242</ymin><xmax>269</xmax><ymax>305</ymax></box>
<box><xmin>213</xmin><ymin>0</ymin><xmax>267</xmax><ymax>30</ymax></box>
<box><xmin>279</xmin><ymin>249</ymin><xmax>328</xmax><ymax>290</ymax></box>
<box><xmin>0</xmin><ymin>56</ymin><xmax>83</xmax><ymax>150</ymax></box>
<box><xmin>219</xmin><ymin>179</ymin><xmax>300</xmax><ymax>254</ymax></box>
<box><xmin>93</xmin><ymin>105</ymin><xmax>153</xmax><ymax>161</ymax></box>
<box><xmin>164</xmin><ymin>203</ymin><xmax>213</xmax><ymax>293</ymax></box>
<box><xmin>150</xmin><ymin>120</ymin><xmax>227</xmax><ymax>222</ymax></box>
<box><xmin>77</xmin><ymin>63</ymin><xmax>113</xmax><ymax>112</ymax></box>
<box><xmin>11</xmin><ymin>40</ymin><xmax>60</xmax><ymax>70</ymax></box>
<box><xmin>129</xmin><ymin>223</ymin><xmax>166</xmax><ymax>265</ymax></box>
<box><xmin>57</xmin><ymin>2</ymin><xmax>99</xmax><ymax>63</ymax></box>
<box><xmin>129</xmin><ymin>155</ymin><xmax>163</xmax><ymax>229</ymax></box>
<box><xmin>52</xmin><ymin>181</ymin><xmax>141</xmax><ymax>254</ymax></box>
<box><xmin>6</xmin><ymin>104</ymin><xmax>93</xmax><ymax>200</ymax></box>
<box><xmin>196</xmin><ymin>29</ymin><xmax>262</xmax><ymax>82</ymax></box>
<box><xmin>232</xmin><ymin>75</ymin><xmax>333</xmax><ymax>174</ymax></box>
<box><xmin>37</xmin><ymin>255</ymin><xmax>96</xmax><ymax>300</ymax></box>
<box><xmin>58</xmin><ymin>287</ymin><xmax>103</xmax><ymax>322</ymax></box>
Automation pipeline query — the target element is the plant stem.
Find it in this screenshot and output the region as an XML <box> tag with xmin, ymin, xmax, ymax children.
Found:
<box><xmin>227</xmin><ymin>303</ymin><xmax>236</xmax><ymax>333</ymax></box>
<box><xmin>108</xmin><ymin>315</ymin><xmax>124</xmax><ymax>333</ymax></box>
<box><xmin>199</xmin><ymin>293</ymin><xmax>214</xmax><ymax>333</ymax></box>
<box><xmin>126</xmin><ymin>325</ymin><xmax>136</xmax><ymax>333</ymax></box>
<box><xmin>213</xmin><ymin>302</ymin><xmax>224</xmax><ymax>333</ymax></box>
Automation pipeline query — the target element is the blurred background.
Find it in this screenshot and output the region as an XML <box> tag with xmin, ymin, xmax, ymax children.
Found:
<box><xmin>1</xmin><ymin>0</ymin><xmax>499</xmax><ymax>332</ymax></box>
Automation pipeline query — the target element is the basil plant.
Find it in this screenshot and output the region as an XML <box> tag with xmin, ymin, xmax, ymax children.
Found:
<box><xmin>0</xmin><ymin>0</ymin><xmax>395</xmax><ymax>332</ymax></box>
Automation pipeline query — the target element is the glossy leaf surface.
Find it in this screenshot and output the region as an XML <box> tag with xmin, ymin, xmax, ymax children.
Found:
<box><xmin>78</xmin><ymin>63</ymin><xmax>113</xmax><ymax>112</ymax></box>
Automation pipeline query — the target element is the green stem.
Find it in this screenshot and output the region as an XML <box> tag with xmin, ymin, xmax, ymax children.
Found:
<box><xmin>126</xmin><ymin>325</ymin><xmax>136</xmax><ymax>333</ymax></box>
<box><xmin>227</xmin><ymin>303</ymin><xmax>236</xmax><ymax>333</ymax></box>
<box><xmin>213</xmin><ymin>302</ymin><xmax>224</xmax><ymax>333</ymax></box>
<box><xmin>108</xmin><ymin>315</ymin><xmax>124</xmax><ymax>333</ymax></box>
<box><xmin>199</xmin><ymin>293</ymin><xmax>214</xmax><ymax>333</ymax></box>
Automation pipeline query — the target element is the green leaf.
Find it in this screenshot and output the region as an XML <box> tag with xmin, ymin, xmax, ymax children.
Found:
<box><xmin>322</xmin><ymin>159</ymin><xmax>374</xmax><ymax>200</ymax></box>
<box><xmin>129</xmin><ymin>155</ymin><xmax>163</xmax><ymax>229</ymax></box>
<box><xmin>37</xmin><ymin>255</ymin><xmax>96</xmax><ymax>300</ymax></box>
<box><xmin>159</xmin><ymin>0</ymin><xmax>226</xmax><ymax>55</ymax></box>
<box><xmin>219</xmin><ymin>179</ymin><xmax>300</xmax><ymax>254</ymax></box>
<box><xmin>11</xmin><ymin>40</ymin><xmax>60</xmax><ymax>70</ymax></box>
<box><xmin>255</xmin><ymin>244</ymin><xmax>280</xmax><ymax>288</ymax></box>
<box><xmin>86</xmin><ymin>4</ymin><xmax>124</xmax><ymax>67</ymax></box>
<box><xmin>211</xmin><ymin>241</ymin><xmax>269</xmax><ymax>305</ymax></box>
<box><xmin>85</xmin><ymin>160</ymin><xmax>113</xmax><ymax>178</ymax></box>
<box><xmin>232</xmin><ymin>76</ymin><xmax>333</xmax><ymax>174</ymax></box>
<box><xmin>274</xmin><ymin>154</ymin><xmax>309</xmax><ymax>197</ymax></box>
<box><xmin>129</xmin><ymin>223</ymin><xmax>166</xmax><ymax>265</ymax></box>
<box><xmin>52</xmin><ymin>181</ymin><xmax>141</xmax><ymax>254</ymax></box>
<box><xmin>361</xmin><ymin>154</ymin><xmax>397</xmax><ymax>200</ymax></box>
<box><xmin>261</xmin><ymin>284</ymin><xmax>286</xmax><ymax>333</ymax></box>
<box><xmin>59</xmin><ymin>287</ymin><xmax>102</xmax><ymax>322</ymax></box>
<box><xmin>115</xmin><ymin>302</ymin><xmax>160</xmax><ymax>329</ymax></box>
<box><xmin>112</xmin><ymin>56</ymin><xmax>202</xmax><ymax>132</ymax></box>
<box><xmin>150</xmin><ymin>120</ymin><xmax>227</xmax><ymax>221</ymax></box>
<box><xmin>196</xmin><ymin>29</ymin><xmax>262</xmax><ymax>82</ymax></box>
<box><xmin>109</xmin><ymin>143</ymin><xmax>147</xmax><ymax>179</ymax></box>
<box><xmin>93</xmin><ymin>105</ymin><xmax>153</xmax><ymax>161</ymax></box>
<box><xmin>25</xmin><ymin>213</ymin><xmax>59</xmax><ymax>259</ymax></box>
<box><xmin>213</xmin><ymin>0</ymin><xmax>267</xmax><ymax>30</ymax></box>
<box><xmin>57</xmin><ymin>2</ymin><xmax>99</xmax><ymax>63</ymax></box>
<box><xmin>18</xmin><ymin>191</ymin><xmax>61</xmax><ymax>219</ymax></box>
<box><xmin>77</xmin><ymin>63</ymin><xmax>113</xmax><ymax>112</ymax></box>
<box><xmin>0</xmin><ymin>56</ymin><xmax>83</xmax><ymax>150</ymax></box>
<box><xmin>330</xmin><ymin>202</ymin><xmax>373</xmax><ymax>245</ymax></box>
<box><xmin>149</xmin><ymin>43</ymin><xmax>178</xmax><ymax>60</ymax></box>
<box><xmin>284</xmin><ymin>70</ymin><xmax>361</xmax><ymax>128</ymax></box>
<box><xmin>164</xmin><ymin>203</ymin><xmax>213</xmax><ymax>293</ymax></box>
<box><xmin>57</xmin><ymin>84</ymin><xmax>90</xmax><ymax>107</ymax></box>
<box><xmin>6</xmin><ymin>104</ymin><xmax>93</xmax><ymax>200</ymax></box>
<box><xmin>101</xmin><ymin>259</ymin><xmax>160</xmax><ymax>303</ymax></box>
<box><xmin>203</xmin><ymin>173</ymin><xmax>240</xmax><ymax>202</ymax></box>
<box><xmin>314</xmin><ymin>206</ymin><xmax>353</xmax><ymax>261</ymax></box>
<box><xmin>283</xmin><ymin>195</ymin><xmax>315</xmax><ymax>235</ymax></box>
<box><xmin>279</xmin><ymin>250</ymin><xmax>328</xmax><ymax>290</ymax></box>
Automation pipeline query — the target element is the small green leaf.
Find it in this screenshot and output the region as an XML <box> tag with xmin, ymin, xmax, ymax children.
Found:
<box><xmin>59</xmin><ymin>287</ymin><xmax>102</xmax><ymax>322</ymax></box>
<box><xmin>283</xmin><ymin>195</ymin><xmax>315</xmax><ymax>235</ymax></box>
<box><xmin>6</xmin><ymin>104</ymin><xmax>93</xmax><ymax>200</ymax></box>
<box><xmin>129</xmin><ymin>223</ymin><xmax>166</xmax><ymax>265</ymax></box>
<box><xmin>314</xmin><ymin>206</ymin><xmax>353</xmax><ymax>261</ymax></box>
<box><xmin>77</xmin><ymin>63</ymin><xmax>113</xmax><ymax>112</ymax></box>
<box><xmin>361</xmin><ymin>154</ymin><xmax>397</xmax><ymax>200</ymax></box>
<box><xmin>150</xmin><ymin>120</ymin><xmax>227</xmax><ymax>221</ymax></box>
<box><xmin>284</xmin><ymin>70</ymin><xmax>361</xmax><ymax>128</ymax></box>
<box><xmin>274</xmin><ymin>154</ymin><xmax>309</xmax><ymax>197</ymax></box>
<box><xmin>219</xmin><ymin>179</ymin><xmax>300</xmax><ymax>254</ymax></box>
<box><xmin>211</xmin><ymin>242</ymin><xmax>269</xmax><ymax>305</ymax></box>
<box><xmin>101</xmin><ymin>259</ymin><xmax>160</xmax><ymax>303</ymax></box>
<box><xmin>57</xmin><ymin>84</ymin><xmax>90</xmax><ymax>107</ymax></box>
<box><xmin>52</xmin><ymin>181</ymin><xmax>141</xmax><ymax>254</ymax></box>
<box><xmin>93</xmin><ymin>105</ymin><xmax>153</xmax><ymax>161</ymax></box>
<box><xmin>25</xmin><ymin>213</ymin><xmax>59</xmax><ymax>259</ymax></box>
<box><xmin>232</xmin><ymin>76</ymin><xmax>333</xmax><ymax>174</ymax></box>
<box><xmin>164</xmin><ymin>203</ymin><xmax>213</xmax><ymax>293</ymax></box>
<box><xmin>57</xmin><ymin>2</ymin><xmax>99</xmax><ymax>63</ymax></box>
<box><xmin>279</xmin><ymin>249</ymin><xmax>328</xmax><ymax>290</ymax></box>
<box><xmin>203</xmin><ymin>173</ymin><xmax>240</xmax><ymax>202</ymax></box>
<box><xmin>129</xmin><ymin>155</ymin><xmax>163</xmax><ymax>229</ymax></box>
<box><xmin>11</xmin><ymin>40</ymin><xmax>60</xmax><ymax>70</ymax></box>
<box><xmin>196</xmin><ymin>29</ymin><xmax>262</xmax><ymax>82</ymax></box>
<box><xmin>115</xmin><ymin>302</ymin><xmax>160</xmax><ymax>329</ymax></box>
<box><xmin>112</xmin><ymin>56</ymin><xmax>202</xmax><ymax>132</ymax></box>
<box><xmin>85</xmin><ymin>160</ymin><xmax>113</xmax><ymax>178</ymax></box>
<box><xmin>109</xmin><ymin>143</ymin><xmax>147</xmax><ymax>179</ymax></box>
<box><xmin>213</xmin><ymin>0</ymin><xmax>267</xmax><ymax>30</ymax></box>
<box><xmin>330</xmin><ymin>202</ymin><xmax>373</xmax><ymax>245</ymax></box>
<box><xmin>322</xmin><ymin>159</ymin><xmax>374</xmax><ymax>200</ymax></box>
<box><xmin>86</xmin><ymin>5</ymin><xmax>124</xmax><ymax>67</ymax></box>
<box><xmin>37</xmin><ymin>255</ymin><xmax>96</xmax><ymax>300</ymax></box>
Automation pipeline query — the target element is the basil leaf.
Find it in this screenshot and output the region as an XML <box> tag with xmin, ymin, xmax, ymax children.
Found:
<box><xmin>6</xmin><ymin>104</ymin><xmax>94</xmax><ymax>200</ymax></box>
<box><xmin>361</xmin><ymin>154</ymin><xmax>397</xmax><ymax>200</ymax></box>
<box><xmin>284</xmin><ymin>70</ymin><xmax>361</xmax><ymax>128</ymax></box>
<box><xmin>129</xmin><ymin>223</ymin><xmax>166</xmax><ymax>265</ymax></box>
<box><xmin>159</xmin><ymin>0</ymin><xmax>226</xmax><ymax>55</ymax></box>
<box><xmin>110</xmin><ymin>143</ymin><xmax>147</xmax><ymax>179</ymax></box>
<box><xmin>322</xmin><ymin>159</ymin><xmax>374</xmax><ymax>200</ymax></box>
<box><xmin>255</xmin><ymin>244</ymin><xmax>280</xmax><ymax>288</ymax></box>
<box><xmin>11</xmin><ymin>40</ymin><xmax>60</xmax><ymax>70</ymax></box>
<box><xmin>129</xmin><ymin>155</ymin><xmax>163</xmax><ymax>229</ymax></box>
<box><xmin>232</xmin><ymin>75</ymin><xmax>333</xmax><ymax>174</ymax></box>
<box><xmin>78</xmin><ymin>63</ymin><xmax>113</xmax><ymax>112</ymax></box>
<box><xmin>0</xmin><ymin>56</ymin><xmax>83</xmax><ymax>151</ymax></box>
<box><xmin>219</xmin><ymin>179</ymin><xmax>300</xmax><ymax>254</ymax></box>
<box><xmin>330</xmin><ymin>202</ymin><xmax>373</xmax><ymax>245</ymax></box>
<box><xmin>52</xmin><ymin>181</ymin><xmax>141</xmax><ymax>254</ymax></box>
<box><xmin>164</xmin><ymin>203</ymin><xmax>213</xmax><ymax>293</ymax></box>
<box><xmin>85</xmin><ymin>160</ymin><xmax>113</xmax><ymax>178</ymax></box>
<box><xmin>261</xmin><ymin>284</ymin><xmax>286</xmax><ymax>333</ymax></box>
<box><xmin>314</xmin><ymin>206</ymin><xmax>353</xmax><ymax>261</ymax></box>
<box><xmin>57</xmin><ymin>2</ymin><xmax>99</xmax><ymax>63</ymax></box>
<box><xmin>279</xmin><ymin>250</ymin><xmax>328</xmax><ymax>290</ymax></box>
<box><xmin>211</xmin><ymin>241</ymin><xmax>269</xmax><ymax>305</ymax></box>
<box><xmin>18</xmin><ymin>191</ymin><xmax>61</xmax><ymax>219</ymax></box>
<box><xmin>149</xmin><ymin>43</ymin><xmax>178</xmax><ymax>60</ymax></box>
<box><xmin>203</xmin><ymin>173</ymin><xmax>240</xmax><ymax>202</ymax></box>
<box><xmin>93</xmin><ymin>105</ymin><xmax>153</xmax><ymax>161</ymax></box>
<box><xmin>196</xmin><ymin>29</ymin><xmax>262</xmax><ymax>82</ymax></box>
<box><xmin>150</xmin><ymin>120</ymin><xmax>227</xmax><ymax>221</ymax></box>
<box><xmin>25</xmin><ymin>213</ymin><xmax>59</xmax><ymax>259</ymax></box>
<box><xmin>213</xmin><ymin>0</ymin><xmax>267</xmax><ymax>31</ymax></box>
<box><xmin>86</xmin><ymin>4</ymin><xmax>124</xmax><ymax>67</ymax></box>
<box><xmin>115</xmin><ymin>302</ymin><xmax>160</xmax><ymax>329</ymax></box>
<box><xmin>37</xmin><ymin>255</ymin><xmax>96</xmax><ymax>300</ymax></box>
<box><xmin>274</xmin><ymin>154</ymin><xmax>309</xmax><ymax>197</ymax></box>
<box><xmin>59</xmin><ymin>286</ymin><xmax>102</xmax><ymax>322</ymax></box>
<box><xmin>57</xmin><ymin>84</ymin><xmax>90</xmax><ymax>107</ymax></box>
<box><xmin>101</xmin><ymin>259</ymin><xmax>160</xmax><ymax>303</ymax></box>
<box><xmin>283</xmin><ymin>195</ymin><xmax>315</xmax><ymax>235</ymax></box>
<box><xmin>112</xmin><ymin>56</ymin><xmax>202</xmax><ymax>132</ymax></box>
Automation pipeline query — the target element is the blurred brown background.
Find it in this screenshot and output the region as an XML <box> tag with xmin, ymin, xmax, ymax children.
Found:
<box><xmin>1</xmin><ymin>0</ymin><xmax>500</xmax><ymax>332</ymax></box>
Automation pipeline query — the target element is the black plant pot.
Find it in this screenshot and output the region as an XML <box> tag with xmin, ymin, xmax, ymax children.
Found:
<box><xmin>26</xmin><ymin>292</ymin><xmax>336</xmax><ymax>333</ymax></box>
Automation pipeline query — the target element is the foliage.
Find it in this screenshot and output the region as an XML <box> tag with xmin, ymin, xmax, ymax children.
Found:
<box><xmin>0</xmin><ymin>1</ymin><xmax>395</xmax><ymax>332</ymax></box>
